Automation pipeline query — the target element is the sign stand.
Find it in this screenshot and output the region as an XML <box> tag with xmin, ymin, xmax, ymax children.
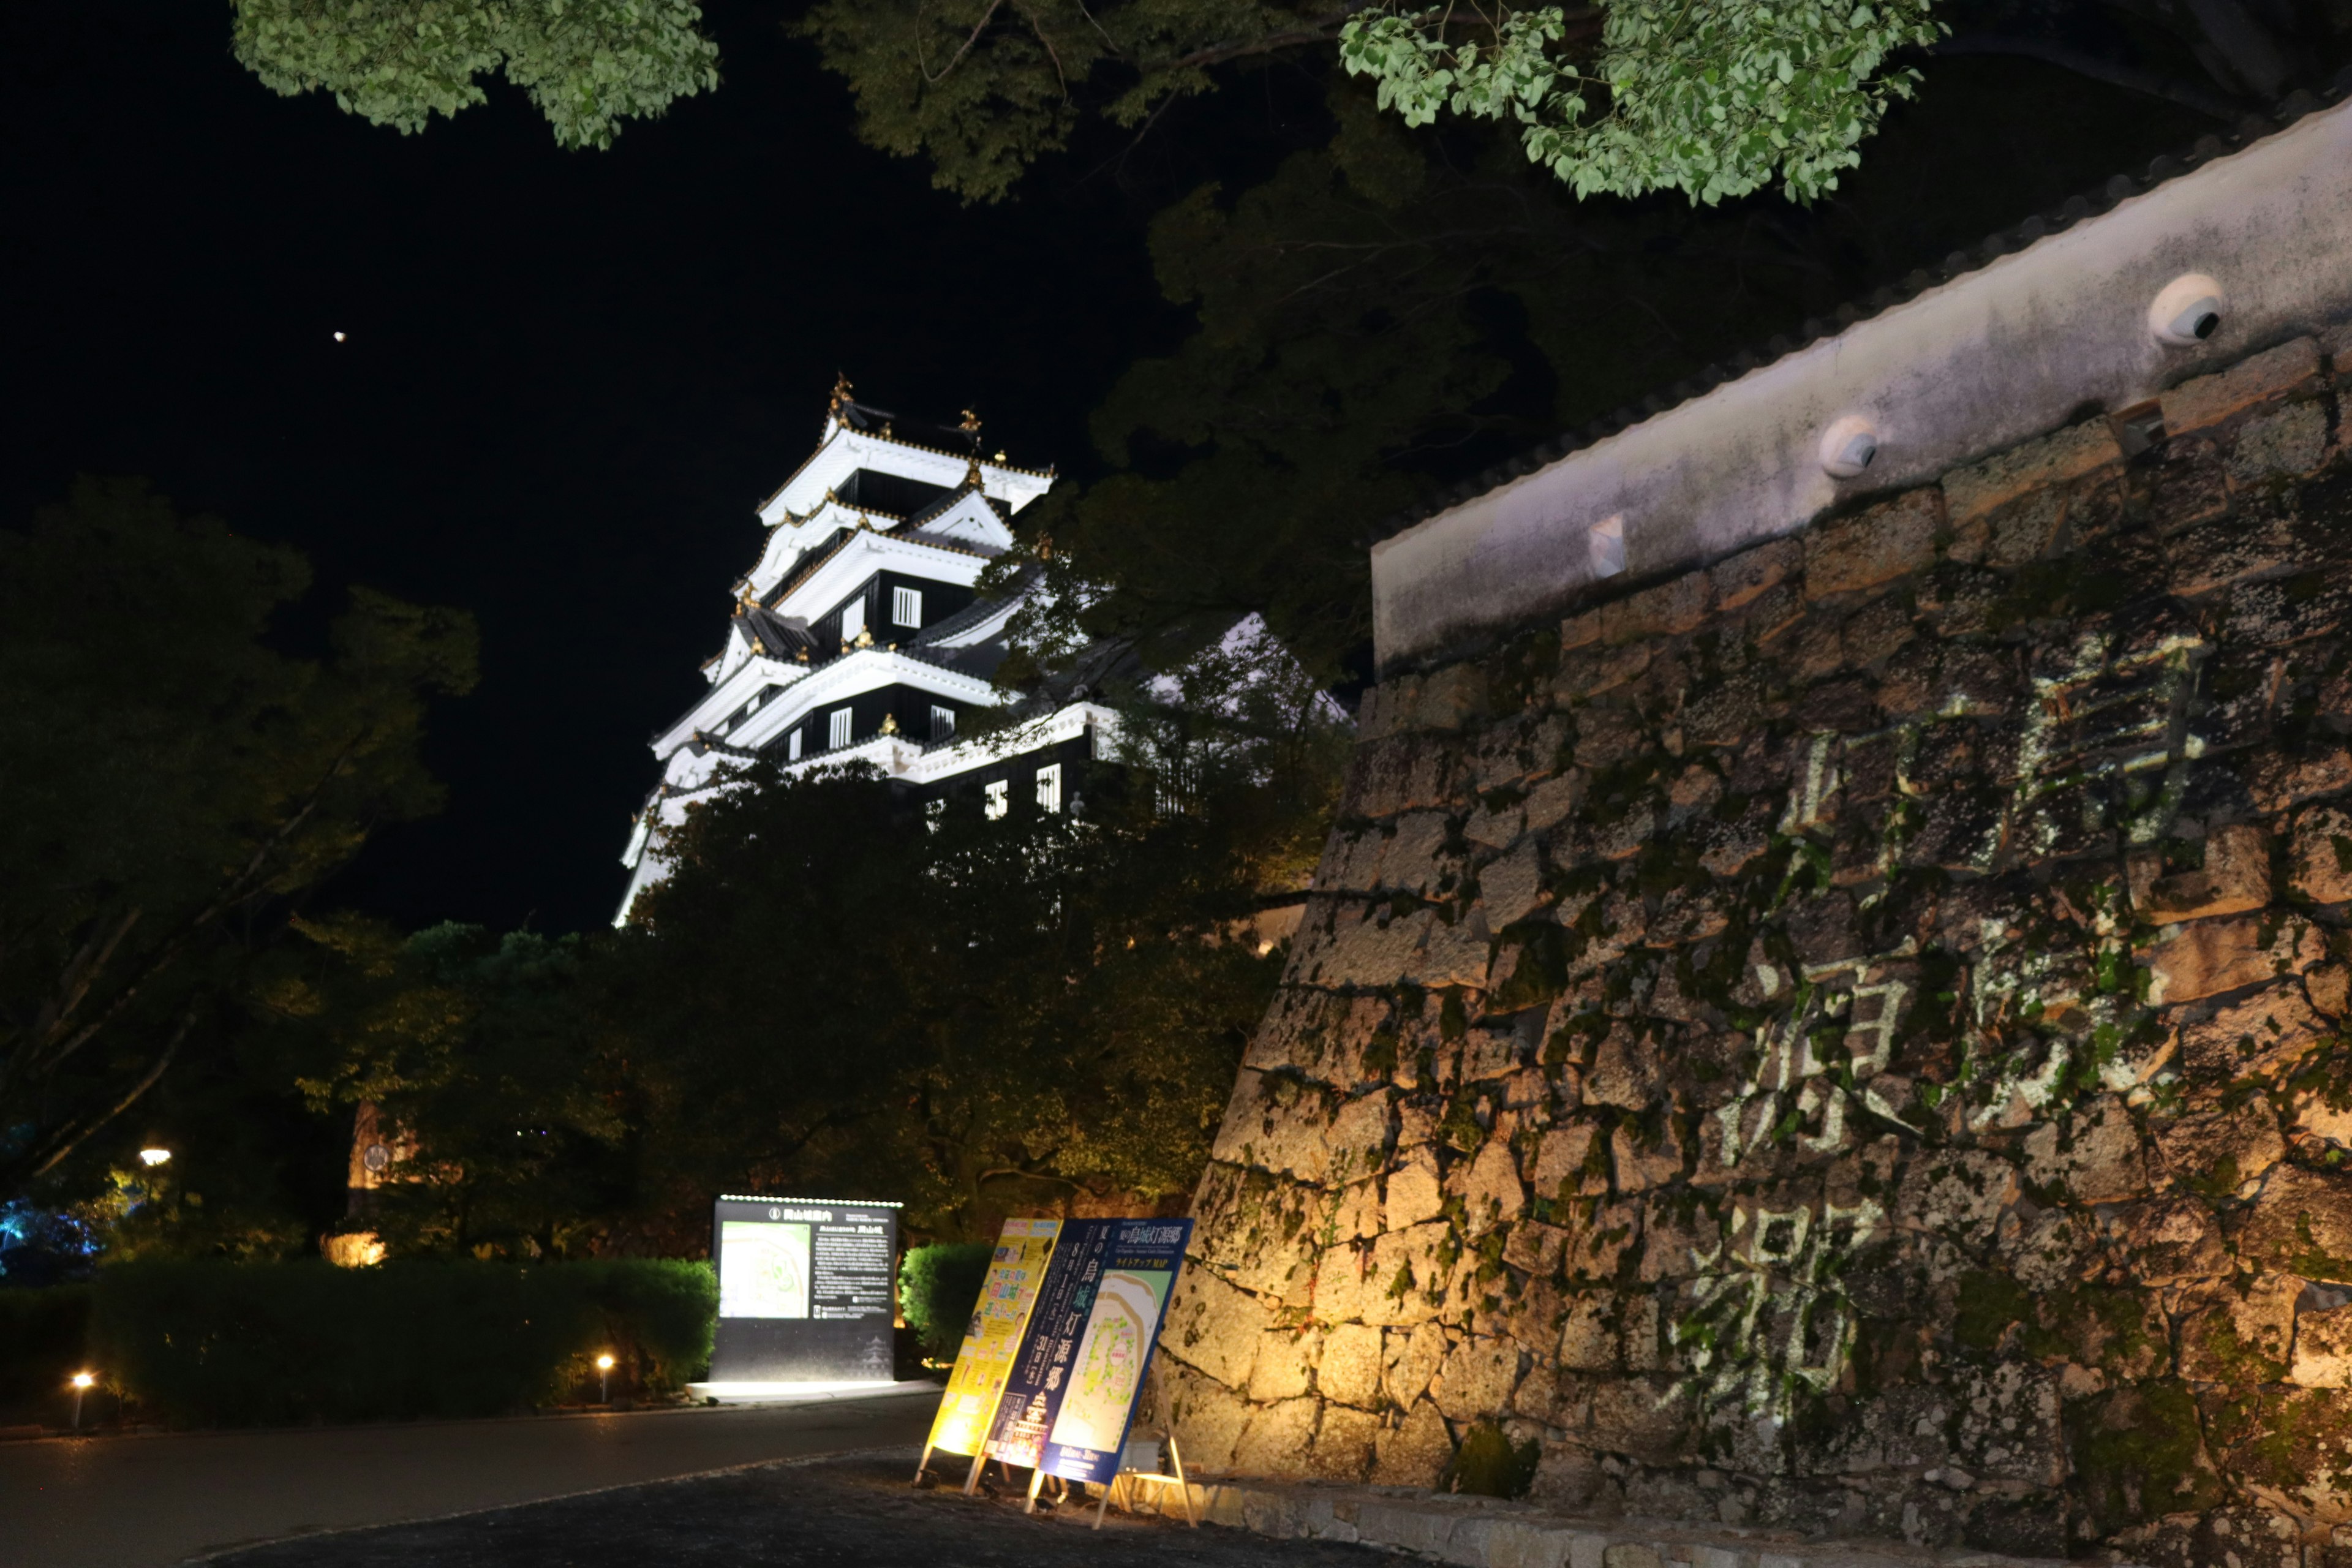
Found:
<box><xmin>1088</xmin><ymin>1430</ymin><xmax>1196</xmax><ymax>1530</ymax></box>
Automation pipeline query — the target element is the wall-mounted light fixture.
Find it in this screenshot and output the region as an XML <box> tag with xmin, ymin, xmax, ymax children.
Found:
<box><xmin>1819</xmin><ymin>415</ymin><xmax>1881</xmax><ymax>479</ymax></box>
<box><xmin>2149</xmin><ymin>273</ymin><xmax>2225</xmax><ymax>346</ymax></box>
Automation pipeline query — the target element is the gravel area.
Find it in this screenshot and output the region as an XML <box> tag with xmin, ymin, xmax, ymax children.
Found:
<box><xmin>205</xmin><ymin>1448</ymin><xmax>1389</xmax><ymax>1567</ymax></box>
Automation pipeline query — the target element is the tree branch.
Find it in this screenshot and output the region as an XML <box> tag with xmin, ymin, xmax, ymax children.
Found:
<box><xmin>31</xmin><ymin>733</ymin><xmax>363</xmax><ymax>1079</ymax></box>
<box><xmin>22</xmin><ymin>1007</ymin><xmax>197</xmax><ymax>1184</ymax></box>
<box><xmin>919</xmin><ymin>0</ymin><xmax>1008</xmax><ymax>85</ymax></box>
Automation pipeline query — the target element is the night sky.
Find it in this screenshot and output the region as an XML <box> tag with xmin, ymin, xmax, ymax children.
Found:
<box><xmin>6</xmin><ymin>8</ymin><xmax>2230</xmax><ymax>940</ymax></box>
<box><xmin>6</xmin><ymin>4</ymin><xmax>1210</xmax><ymax>935</ymax></box>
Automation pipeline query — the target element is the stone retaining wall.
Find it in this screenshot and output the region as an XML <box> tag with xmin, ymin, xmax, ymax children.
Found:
<box><xmin>1159</xmin><ymin>325</ymin><xmax>2352</xmax><ymax>1568</ymax></box>
<box><xmin>1175</xmin><ymin>1472</ymin><xmax>2070</xmax><ymax>1568</ymax></box>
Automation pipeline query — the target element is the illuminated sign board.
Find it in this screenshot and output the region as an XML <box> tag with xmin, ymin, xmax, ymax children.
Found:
<box><xmin>709</xmin><ymin>1194</ymin><xmax>899</xmax><ymax>1383</ymax></box>
<box><xmin>982</xmin><ymin>1217</ymin><xmax>1191</xmax><ymax>1486</ymax></box>
<box><xmin>922</xmin><ymin>1218</ymin><xmax>1060</xmax><ymax>1466</ymax></box>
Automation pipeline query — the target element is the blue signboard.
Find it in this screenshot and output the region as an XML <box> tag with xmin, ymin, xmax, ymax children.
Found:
<box><xmin>982</xmin><ymin>1216</ymin><xmax>1193</xmax><ymax>1486</ymax></box>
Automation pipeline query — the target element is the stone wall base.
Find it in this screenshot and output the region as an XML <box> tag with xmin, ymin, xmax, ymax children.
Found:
<box><xmin>1119</xmin><ymin>1474</ymin><xmax>2095</xmax><ymax>1568</ymax></box>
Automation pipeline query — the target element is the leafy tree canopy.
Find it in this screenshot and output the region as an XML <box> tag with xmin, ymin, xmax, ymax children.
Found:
<box><xmin>260</xmin><ymin>918</ymin><xmax>631</xmax><ymax>1259</ymax></box>
<box><xmin>608</xmin><ymin>646</ymin><xmax>1347</xmax><ymax>1242</ymax></box>
<box><xmin>231</xmin><ymin>0</ymin><xmax>720</xmax><ymax>148</ymax></box>
<box><xmin>0</xmin><ymin>478</ymin><xmax>477</xmax><ymax>1204</ymax></box>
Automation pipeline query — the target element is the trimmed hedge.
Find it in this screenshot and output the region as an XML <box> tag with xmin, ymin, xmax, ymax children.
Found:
<box><xmin>0</xmin><ymin>1285</ymin><xmax>94</xmax><ymax>1415</ymax></box>
<box><xmin>898</xmin><ymin>1242</ymin><xmax>994</xmax><ymax>1359</ymax></box>
<box><xmin>91</xmin><ymin>1259</ymin><xmax>715</xmax><ymax>1427</ymax></box>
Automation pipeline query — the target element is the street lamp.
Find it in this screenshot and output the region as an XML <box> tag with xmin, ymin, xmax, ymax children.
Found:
<box><xmin>137</xmin><ymin>1148</ymin><xmax>170</xmax><ymax>1167</ymax></box>
<box><xmin>69</xmin><ymin>1371</ymin><xmax>94</xmax><ymax>1431</ymax></box>
<box><xmin>596</xmin><ymin>1354</ymin><xmax>616</xmax><ymax>1404</ymax></box>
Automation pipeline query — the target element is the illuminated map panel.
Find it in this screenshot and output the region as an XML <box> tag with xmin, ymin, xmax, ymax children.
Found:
<box><xmin>709</xmin><ymin>1194</ymin><xmax>899</xmax><ymax>1382</ymax></box>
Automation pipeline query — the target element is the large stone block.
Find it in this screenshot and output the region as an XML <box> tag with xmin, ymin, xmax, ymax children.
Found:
<box><xmin>1804</xmin><ymin>489</ymin><xmax>1942</xmax><ymax>600</ymax></box>
<box><xmin>1162</xmin><ymin>1264</ymin><xmax>1272</xmax><ymax>1389</ymax></box>
<box><xmin>1371</xmin><ymin>1398</ymin><xmax>1455</xmax><ymax>1485</ymax></box>
<box><xmin>1316</xmin><ymin>1321</ymin><xmax>1385</xmax><ymax>1408</ymax></box>
<box><xmin>2242</xmin><ymin>1165</ymin><xmax>2352</xmax><ymax>1275</ymax></box>
<box><xmin>2293</xmin><ymin>1302</ymin><xmax>2352</xmax><ymax>1387</ymax></box>
<box><xmin>1431</xmin><ymin>1335</ymin><xmax>1523</xmax><ymax>1422</ymax></box>
<box><xmin>2021</xmin><ymin>1096</ymin><xmax>2149</xmax><ymax>1204</ymax></box>
<box><xmin>1942</xmin><ymin>420</ymin><xmax>2124</xmax><ymax>524</ymax></box>
<box><xmin>2176</xmin><ymin>981</ymin><xmax>2328</xmax><ymax>1082</ymax></box>
<box><xmin>2146</xmin><ymin>915</ymin><xmax>2328</xmax><ymax>1006</ymax></box>
<box><xmin>2152</xmin><ymin>1102</ymin><xmax>2285</xmax><ymax>1191</ymax></box>
<box><xmin>1382</xmin><ymin>1321</ymin><xmax>1449</xmax><ymax>1410</ymax></box>
<box><xmin>2292</xmin><ymin>804</ymin><xmax>2352</xmax><ymax>904</ymax></box>
<box><xmin>2161</xmin><ymin>337</ymin><xmax>2323</xmax><ymax>435</ymax></box>
<box><xmin>2137</xmin><ymin>821</ymin><xmax>2271</xmax><ymax>922</ymax></box>
<box><xmin>2176</xmin><ymin>1274</ymin><xmax>2296</xmax><ymax>1382</ymax></box>
<box><xmin>1229</xmin><ymin>1396</ymin><xmax>1321</xmax><ymax>1478</ymax></box>
<box><xmin>1163</xmin><ymin>1360</ymin><xmax>1254</xmax><ymax>1472</ymax></box>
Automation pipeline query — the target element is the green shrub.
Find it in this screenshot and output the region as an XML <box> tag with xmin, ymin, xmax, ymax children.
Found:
<box><xmin>90</xmin><ymin>1259</ymin><xmax>715</xmax><ymax>1427</ymax></box>
<box><xmin>1446</xmin><ymin>1420</ymin><xmax>1539</xmax><ymax>1498</ymax></box>
<box><xmin>0</xmin><ymin>1286</ymin><xmax>94</xmax><ymax>1414</ymax></box>
<box><xmin>898</xmin><ymin>1242</ymin><xmax>994</xmax><ymax>1359</ymax></box>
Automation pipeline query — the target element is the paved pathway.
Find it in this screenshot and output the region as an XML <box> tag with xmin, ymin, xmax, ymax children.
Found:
<box><xmin>205</xmin><ymin>1450</ymin><xmax>1382</xmax><ymax>1567</ymax></box>
<box><xmin>0</xmin><ymin>1384</ymin><xmax>941</xmax><ymax>1568</ymax></box>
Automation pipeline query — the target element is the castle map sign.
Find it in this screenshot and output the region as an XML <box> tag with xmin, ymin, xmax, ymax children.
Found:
<box><xmin>709</xmin><ymin>1194</ymin><xmax>899</xmax><ymax>1384</ymax></box>
<box><xmin>982</xmin><ymin>1217</ymin><xmax>1191</xmax><ymax>1488</ymax></box>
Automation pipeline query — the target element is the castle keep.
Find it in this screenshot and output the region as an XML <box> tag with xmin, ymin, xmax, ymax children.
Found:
<box><xmin>1159</xmin><ymin>88</ymin><xmax>2352</xmax><ymax>1567</ymax></box>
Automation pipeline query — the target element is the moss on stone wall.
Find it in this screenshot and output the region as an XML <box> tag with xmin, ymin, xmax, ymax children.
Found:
<box><xmin>1163</xmin><ymin>326</ymin><xmax>2352</xmax><ymax>1564</ymax></box>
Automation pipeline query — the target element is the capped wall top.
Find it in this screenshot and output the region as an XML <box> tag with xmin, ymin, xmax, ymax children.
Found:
<box><xmin>1371</xmin><ymin>86</ymin><xmax>2352</xmax><ymax>674</ymax></box>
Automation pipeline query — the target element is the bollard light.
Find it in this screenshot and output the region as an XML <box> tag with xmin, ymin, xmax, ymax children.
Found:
<box><xmin>69</xmin><ymin>1371</ymin><xmax>95</xmax><ymax>1431</ymax></box>
<box><xmin>596</xmin><ymin>1354</ymin><xmax>616</xmax><ymax>1404</ymax></box>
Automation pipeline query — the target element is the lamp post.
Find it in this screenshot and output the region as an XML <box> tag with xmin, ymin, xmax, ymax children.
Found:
<box><xmin>595</xmin><ymin>1354</ymin><xmax>615</xmax><ymax>1405</ymax></box>
<box><xmin>69</xmin><ymin>1372</ymin><xmax>94</xmax><ymax>1431</ymax></box>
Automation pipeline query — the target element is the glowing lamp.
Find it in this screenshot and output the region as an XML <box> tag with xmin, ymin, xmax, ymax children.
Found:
<box><xmin>595</xmin><ymin>1354</ymin><xmax>616</xmax><ymax>1370</ymax></box>
<box><xmin>138</xmin><ymin>1148</ymin><xmax>171</xmax><ymax>1167</ymax></box>
<box><xmin>70</xmin><ymin>1372</ymin><xmax>94</xmax><ymax>1390</ymax></box>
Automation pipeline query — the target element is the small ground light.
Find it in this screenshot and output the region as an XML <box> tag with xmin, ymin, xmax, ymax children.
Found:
<box><xmin>138</xmin><ymin>1147</ymin><xmax>170</xmax><ymax>1166</ymax></box>
<box><xmin>596</xmin><ymin>1354</ymin><xmax>616</xmax><ymax>1404</ymax></box>
<box><xmin>69</xmin><ymin>1371</ymin><xmax>94</xmax><ymax>1431</ymax></box>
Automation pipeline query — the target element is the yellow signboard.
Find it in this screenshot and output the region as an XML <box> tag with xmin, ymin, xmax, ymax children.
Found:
<box><xmin>921</xmin><ymin>1218</ymin><xmax>1061</xmax><ymax>1463</ymax></box>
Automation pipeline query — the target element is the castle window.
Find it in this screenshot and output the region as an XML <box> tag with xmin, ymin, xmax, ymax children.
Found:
<box><xmin>788</xmin><ymin>729</ymin><xmax>803</xmax><ymax>762</ymax></box>
<box><xmin>893</xmin><ymin>587</ymin><xmax>923</xmax><ymax>628</ymax></box>
<box><xmin>1036</xmin><ymin>763</ymin><xmax>1063</xmax><ymax>815</ymax></box>
<box><xmin>829</xmin><ymin>707</ymin><xmax>853</xmax><ymax>749</ymax></box>
<box><xmin>925</xmin><ymin>798</ymin><xmax>944</xmax><ymax>834</ymax></box>
<box><xmin>840</xmin><ymin>595</ymin><xmax>865</xmax><ymax>643</ymax></box>
<box><xmin>984</xmin><ymin>780</ymin><xmax>1009</xmax><ymax>821</ymax></box>
<box><xmin>930</xmin><ymin>705</ymin><xmax>956</xmax><ymax>743</ymax></box>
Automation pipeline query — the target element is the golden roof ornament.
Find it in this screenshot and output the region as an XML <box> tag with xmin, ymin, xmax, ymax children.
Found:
<box><xmin>828</xmin><ymin>372</ymin><xmax>854</xmax><ymax>414</ymax></box>
<box><xmin>854</xmin><ymin>628</ymin><xmax>874</xmax><ymax>649</ymax></box>
<box><xmin>959</xmin><ymin>408</ymin><xmax>982</xmax><ymax>436</ymax></box>
<box><xmin>880</xmin><ymin>713</ymin><xmax>899</xmax><ymax>736</ymax></box>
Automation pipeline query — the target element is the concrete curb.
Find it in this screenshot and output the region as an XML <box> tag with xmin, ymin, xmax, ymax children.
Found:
<box><xmin>1144</xmin><ymin>1477</ymin><xmax>2094</xmax><ymax>1568</ymax></box>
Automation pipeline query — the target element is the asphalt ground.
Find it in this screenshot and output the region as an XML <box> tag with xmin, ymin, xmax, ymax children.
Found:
<box><xmin>202</xmin><ymin>1448</ymin><xmax>1387</xmax><ymax>1567</ymax></box>
<box><xmin>0</xmin><ymin>1385</ymin><xmax>943</xmax><ymax>1568</ymax></box>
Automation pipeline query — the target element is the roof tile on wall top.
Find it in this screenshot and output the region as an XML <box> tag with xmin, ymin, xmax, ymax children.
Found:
<box><xmin>1364</xmin><ymin>75</ymin><xmax>2349</xmax><ymax>548</ymax></box>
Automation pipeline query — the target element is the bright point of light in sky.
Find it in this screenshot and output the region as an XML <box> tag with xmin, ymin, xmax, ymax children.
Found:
<box><xmin>333</xmin><ymin>331</ymin><xmax>347</xmax><ymax>342</ymax></box>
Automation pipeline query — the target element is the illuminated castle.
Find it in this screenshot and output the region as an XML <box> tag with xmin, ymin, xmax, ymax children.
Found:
<box><xmin>616</xmin><ymin>381</ymin><xmax>1117</xmax><ymax>922</ymax></box>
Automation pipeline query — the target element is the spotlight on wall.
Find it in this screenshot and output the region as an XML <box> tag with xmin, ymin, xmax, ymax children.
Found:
<box><xmin>2149</xmin><ymin>273</ymin><xmax>2225</xmax><ymax>346</ymax></box>
<box><xmin>1819</xmin><ymin>415</ymin><xmax>1881</xmax><ymax>480</ymax></box>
